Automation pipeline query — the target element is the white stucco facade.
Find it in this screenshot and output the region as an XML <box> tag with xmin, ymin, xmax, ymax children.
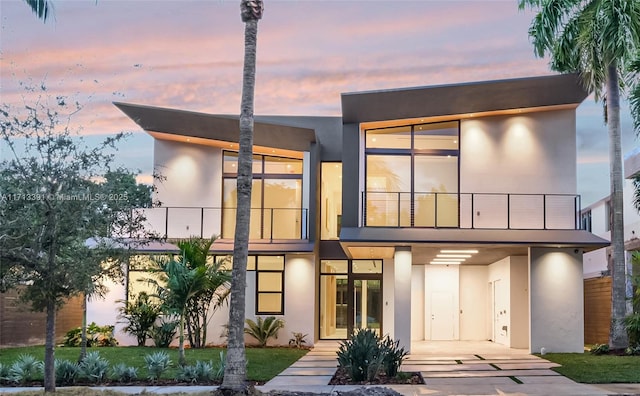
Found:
<box><xmin>89</xmin><ymin>75</ymin><xmax>600</xmax><ymax>354</ymax></box>
<box><xmin>530</xmin><ymin>247</ymin><xmax>584</xmax><ymax>353</ymax></box>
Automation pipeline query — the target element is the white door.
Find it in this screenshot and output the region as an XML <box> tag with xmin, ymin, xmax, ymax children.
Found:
<box><xmin>430</xmin><ymin>291</ymin><xmax>455</xmax><ymax>340</ymax></box>
<box><xmin>493</xmin><ymin>279</ymin><xmax>509</xmax><ymax>345</ymax></box>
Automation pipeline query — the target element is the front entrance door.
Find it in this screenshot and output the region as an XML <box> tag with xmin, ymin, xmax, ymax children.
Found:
<box><xmin>350</xmin><ymin>277</ymin><xmax>382</xmax><ymax>335</ymax></box>
<box><xmin>430</xmin><ymin>291</ymin><xmax>455</xmax><ymax>340</ymax></box>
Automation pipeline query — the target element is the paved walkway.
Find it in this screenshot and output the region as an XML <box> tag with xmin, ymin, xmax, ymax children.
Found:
<box><xmin>259</xmin><ymin>340</ymin><xmax>634</xmax><ymax>395</ymax></box>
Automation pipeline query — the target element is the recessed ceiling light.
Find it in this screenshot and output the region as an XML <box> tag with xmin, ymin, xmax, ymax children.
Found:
<box><xmin>431</xmin><ymin>258</ymin><xmax>465</xmax><ymax>262</ymax></box>
<box><xmin>441</xmin><ymin>249</ymin><xmax>478</xmax><ymax>254</ymax></box>
<box><xmin>437</xmin><ymin>254</ymin><xmax>471</xmax><ymax>258</ymax></box>
<box><xmin>430</xmin><ymin>261</ymin><xmax>461</xmax><ymax>265</ymax></box>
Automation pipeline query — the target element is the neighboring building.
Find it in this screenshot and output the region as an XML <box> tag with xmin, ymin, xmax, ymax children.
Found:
<box><xmin>0</xmin><ymin>289</ymin><xmax>82</xmax><ymax>347</ymax></box>
<box><xmin>581</xmin><ymin>149</ymin><xmax>640</xmax><ymax>344</ymax></box>
<box><xmin>89</xmin><ymin>74</ymin><xmax>608</xmax><ymax>354</ymax></box>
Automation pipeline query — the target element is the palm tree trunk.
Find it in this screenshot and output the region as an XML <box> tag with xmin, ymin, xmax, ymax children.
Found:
<box><xmin>44</xmin><ymin>298</ymin><xmax>56</xmax><ymax>392</ymax></box>
<box><xmin>179</xmin><ymin>313</ymin><xmax>186</xmax><ymax>366</ymax></box>
<box><xmin>221</xmin><ymin>16</ymin><xmax>259</xmax><ymax>393</ymax></box>
<box><xmin>607</xmin><ymin>62</ymin><xmax>629</xmax><ymax>349</ymax></box>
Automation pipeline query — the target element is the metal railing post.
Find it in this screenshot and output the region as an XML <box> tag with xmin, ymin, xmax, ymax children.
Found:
<box><xmin>165</xmin><ymin>207</ymin><xmax>169</xmax><ymax>238</ymax></box>
<box><xmin>507</xmin><ymin>194</ymin><xmax>511</xmax><ymax>229</ymax></box>
<box><xmin>270</xmin><ymin>208</ymin><xmax>274</xmax><ymax>241</ymax></box>
<box><xmin>397</xmin><ymin>192</ymin><xmax>401</xmax><ymax>227</ymax></box>
<box><xmin>543</xmin><ymin>195</ymin><xmax>547</xmax><ymax>230</ymax></box>
<box><xmin>200</xmin><ymin>207</ymin><xmax>204</xmax><ymax>238</ymax></box>
<box><xmin>434</xmin><ymin>192</ymin><xmax>438</xmax><ymax>228</ymax></box>
<box><xmin>471</xmin><ymin>193</ymin><xmax>475</xmax><ymax>229</ymax></box>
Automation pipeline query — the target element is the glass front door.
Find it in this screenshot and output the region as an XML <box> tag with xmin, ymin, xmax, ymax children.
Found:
<box><xmin>351</xmin><ymin>278</ymin><xmax>382</xmax><ymax>335</ymax></box>
<box><xmin>319</xmin><ymin>260</ymin><xmax>383</xmax><ymax>339</ymax></box>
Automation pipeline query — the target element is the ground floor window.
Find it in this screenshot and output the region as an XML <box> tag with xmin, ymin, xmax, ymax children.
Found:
<box><xmin>319</xmin><ymin>259</ymin><xmax>382</xmax><ymax>339</ymax></box>
<box><xmin>255</xmin><ymin>256</ymin><xmax>285</xmax><ymax>315</ymax></box>
<box><xmin>127</xmin><ymin>254</ymin><xmax>285</xmax><ymax>315</ymax></box>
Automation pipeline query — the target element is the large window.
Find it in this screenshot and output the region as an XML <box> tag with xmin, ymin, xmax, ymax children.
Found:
<box><xmin>222</xmin><ymin>152</ymin><xmax>303</xmax><ymax>239</ymax></box>
<box><xmin>321</xmin><ymin>163</ymin><xmax>342</xmax><ymax>240</ymax></box>
<box><xmin>127</xmin><ymin>254</ymin><xmax>284</xmax><ymax>315</ymax></box>
<box><xmin>364</xmin><ymin>121</ymin><xmax>459</xmax><ymax>227</ymax></box>
<box><xmin>319</xmin><ymin>259</ymin><xmax>382</xmax><ymax>339</ymax></box>
<box><xmin>255</xmin><ymin>256</ymin><xmax>285</xmax><ymax>315</ymax></box>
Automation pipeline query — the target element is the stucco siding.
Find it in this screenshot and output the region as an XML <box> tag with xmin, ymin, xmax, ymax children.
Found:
<box><xmin>460</xmin><ymin>110</ymin><xmax>576</xmax><ymax>195</ymax></box>
<box><xmin>529</xmin><ymin>247</ymin><xmax>584</xmax><ymax>353</ymax></box>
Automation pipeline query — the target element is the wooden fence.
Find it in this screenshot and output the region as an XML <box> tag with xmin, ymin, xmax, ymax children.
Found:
<box><xmin>0</xmin><ymin>288</ymin><xmax>83</xmax><ymax>347</ymax></box>
<box><xmin>584</xmin><ymin>276</ymin><xmax>611</xmax><ymax>345</ymax></box>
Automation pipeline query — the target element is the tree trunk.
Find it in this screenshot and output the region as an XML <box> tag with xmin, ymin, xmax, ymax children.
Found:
<box><xmin>607</xmin><ymin>62</ymin><xmax>629</xmax><ymax>349</ymax></box>
<box><xmin>221</xmin><ymin>17</ymin><xmax>259</xmax><ymax>393</ymax></box>
<box><xmin>44</xmin><ymin>298</ymin><xmax>56</xmax><ymax>392</ymax></box>
<box><xmin>179</xmin><ymin>312</ymin><xmax>186</xmax><ymax>366</ymax></box>
<box><xmin>80</xmin><ymin>293</ymin><xmax>87</xmax><ymax>362</ymax></box>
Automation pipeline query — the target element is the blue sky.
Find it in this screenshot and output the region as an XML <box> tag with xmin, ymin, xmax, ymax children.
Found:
<box><xmin>0</xmin><ymin>0</ymin><xmax>636</xmax><ymax>205</ymax></box>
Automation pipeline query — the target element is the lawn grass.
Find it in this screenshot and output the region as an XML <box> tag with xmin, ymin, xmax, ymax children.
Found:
<box><xmin>0</xmin><ymin>346</ymin><xmax>307</xmax><ymax>382</ymax></box>
<box><xmin>543</xmin><ymin>353</ymin><xmax>640</xmax><ymax>383</ymax></box>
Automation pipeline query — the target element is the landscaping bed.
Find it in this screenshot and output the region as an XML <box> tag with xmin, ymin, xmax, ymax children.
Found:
<box><xmin>329</xmin><ymin>366</ymin><xmax>424</xmax><ymax>385</ymax></box>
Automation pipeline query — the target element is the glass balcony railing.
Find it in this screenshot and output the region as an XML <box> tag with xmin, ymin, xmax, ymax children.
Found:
<box><xmin>131</xmin><ymin>207</ymin><xmax>309</xmax><ymax>240</ymax></box>
<box><xmin>362</xmin><ymin>192</ymin><xmax>582</xmax><ymax>230</ymax></box>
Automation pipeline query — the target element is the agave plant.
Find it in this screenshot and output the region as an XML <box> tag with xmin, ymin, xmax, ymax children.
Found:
<box><xmin>244</xmin><ymin>316</ymin><xmax>285</xmax><ymax>347</ymax></box>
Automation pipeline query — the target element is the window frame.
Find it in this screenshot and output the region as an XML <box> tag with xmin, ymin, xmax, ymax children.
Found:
<box><xmin>255</xmin><ymin>255</ymin><xmax>285</xmax><ymax>315</ymax></box>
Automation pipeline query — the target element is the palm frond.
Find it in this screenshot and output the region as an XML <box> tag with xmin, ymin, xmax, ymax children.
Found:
<box><xmin>24</xmin><ymin>0</ymin><xmax>52</xmax><ymax>22</ymax></box>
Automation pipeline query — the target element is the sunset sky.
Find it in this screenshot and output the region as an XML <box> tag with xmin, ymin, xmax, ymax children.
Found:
<box><xmin>0</xmin><ymin>0</ymin><xmax>636</xmax><ymax>205</ymax></box>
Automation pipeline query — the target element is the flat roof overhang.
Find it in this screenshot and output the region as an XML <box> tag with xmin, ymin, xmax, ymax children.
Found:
<box><xmin>339</xmin><ymin>227</ymin><xmax>609</xmax><ymax>262</ymax></box>
<box><xmin>114</xmin><ymin>102</ymin><xmax>316</xmax><ymax>152</ymax></box>
<box><xmin>341</xmin><ymin>74</ymin><xmax>590</xmax><ymax>124</ymax></box>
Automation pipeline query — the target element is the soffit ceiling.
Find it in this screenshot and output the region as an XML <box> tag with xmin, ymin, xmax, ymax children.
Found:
<box><xmin>114</xmin><ymin>102</ymin><xmax>317</xmax><ymax>152</ymax></box>
<box><xmin>341</xmin><ymin>73</ymin><xmax>589</xmax><ymax>124</ymax></box>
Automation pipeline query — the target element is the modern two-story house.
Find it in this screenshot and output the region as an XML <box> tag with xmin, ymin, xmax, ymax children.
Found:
<box><xmin>90</xmin><ymin>74</ymin><xmax>609</xmax><ymax>354</ymax></box>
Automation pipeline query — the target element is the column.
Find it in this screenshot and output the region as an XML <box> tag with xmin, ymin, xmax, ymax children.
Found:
<box><xmin>394</xmin><ymin>246</ymin><xmax>412</xmax><ymax>353</ymax></box>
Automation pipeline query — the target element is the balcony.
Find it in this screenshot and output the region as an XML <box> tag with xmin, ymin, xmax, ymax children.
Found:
<box><xmin>134</xmin><ymin>207</ymin><xmax>309</xmax><ymax>240</ymax></box>
<box><xmin>362</xmin><ymin>192</ymin><xmax>582</xmax><ymax>230</ymax></box>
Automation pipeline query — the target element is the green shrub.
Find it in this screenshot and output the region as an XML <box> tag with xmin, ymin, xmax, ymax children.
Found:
<box><xmin>288</xmin><ymin>332</ymin><xmax>308</xmax><ymax>348</ymax></box>
<box><xmin>624</xmin><ymin>313</ymin><xmax>640</xmax><ymax>347</ymax></box>
<box><xmin>78</xmin><ymin>351</ymin><xmax>109</xmax><ymax>383</ymax></box>
<box><xmin>55</xmin><ymin>359</ymin><xmax>79</xmax><ymax>386</ymax></box>
<box><xmin>625</xmin><ymin>345</ymin><xmax>640</xmax><ymax>356</ymax></box>
<box><xmin>8</xmin><ymin>354</ymin><xmax>44</xmax><ymax>384</ymax></box>
<box><xmin>144</xmin><ymin>351</ymin><xmax>172</xmax><ymax>381</ymax></box>
<box><xmin>174</xmin><ymin>359</ymin><xmax>217</xmax><ymax>382</ymax></box>
<box><xmin>214</xmin><ymin>351</ymin><xmax>225</xmax><ymax>380</ymax></box>
<box><xmin>110</xmin><ymin>363</ymin><xmax>138</xmax><ymax>383</ymax></box>
<box><xmin>0</xmin><ymin>363</ymin><xmax>8</xmax><ymax>384</ymax></box>
<box><xmin>195</xmin><ymin>360</ymin><xmax>215</xmax><ymax>381</ymax></box>
<box><xmin>336</xmin><ymin>329</ymin><xmax>407</xmax><ymax>381</ymax></box>
<box><xmin>63</xmin><ymin>322</ymin><xmax>118</xmax><ymax>347</ymax></box>
<box><xmin>379</xmin><ymin>335</ymin><xmax>408</xmax><ymax>377</ymax></box>
<box><xmin>117</xmin><ymin>292</ymin><xmax>161</xmax><ymax>346</ymax></box>
<box><xmin>337</xmin><ymin>328</ymin><xmax>385</xmax><ymax>382</ymax></box>
<box><xmin>176</xmin><ymin>364</ymin><xmax>199</xmax><ymax>383</ymax></box>
<box><xmin>590</xmin><ymin>343</ymin><xmax>610</xmax><ymax>355</ymax></box>
<box><xmin>150</xmin><ymin>317</ymin><xmax>178</xmax><ymax>348</ymax></box>
<box><xmin>244</xmin><ymin>316</ymin><xmax>285</xmax><ymax>347</ymax></box>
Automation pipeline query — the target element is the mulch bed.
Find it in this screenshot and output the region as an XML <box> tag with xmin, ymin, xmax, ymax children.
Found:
<box><xmin>328</xmin><ymin>367</ymin><xmax>425</xmax><ymax>385</ymax></box>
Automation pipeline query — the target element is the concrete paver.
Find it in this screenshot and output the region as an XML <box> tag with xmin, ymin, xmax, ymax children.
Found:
<box><xmin>493</xmin><ymin>362</ymin><xmax>560</xmax><ymax>370</ymax></box>
<box><xmin>403</xmin><ymin>363</ymin><xmax>497</xmax><ymax>372</ymax></box>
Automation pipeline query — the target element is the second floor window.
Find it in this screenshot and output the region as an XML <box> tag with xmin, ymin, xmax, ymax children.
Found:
<box><xmin>222</xmin><ymin>152</ymin><xmax>303</xmax><ymax>239</ymax></box>
<box><xmin>364</xmin><ymin>121</ymin><xmax>459</xmax><ymax>228</ymax></box>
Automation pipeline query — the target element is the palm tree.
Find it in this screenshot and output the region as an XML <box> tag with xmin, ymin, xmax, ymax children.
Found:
<box><xmin>23</xmin><ymin>0</ymin><xmax>52</xmax><ymax>21</ymax></box>
<box><xmin>220</xmin><ymin>0</ymin><xmax>263</xmax><ymax>392</ymax></box>
<box><xmin>631</xmin><ymin>55</ymin><xmax>640</xmax><ymax>133</ymax></box>
<box><xmin>519</xmin><ymin>0</ymin><xmax>640</xmax><ymax>349</ymax></box>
